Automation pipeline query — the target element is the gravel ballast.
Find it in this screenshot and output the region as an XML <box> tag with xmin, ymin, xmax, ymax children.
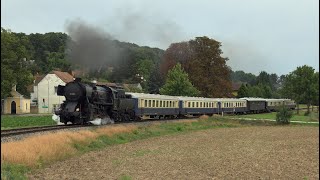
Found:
<box><xmin>28</xmin><ymin>126</ymin><xmax>319</xmax><ymax>179</ymax></box>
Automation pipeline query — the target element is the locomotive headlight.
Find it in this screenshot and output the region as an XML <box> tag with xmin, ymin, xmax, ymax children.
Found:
<box><xmin>76</xmin><ymin>108</ymin><xmax>80</xmax><ymax>112</ymax></box>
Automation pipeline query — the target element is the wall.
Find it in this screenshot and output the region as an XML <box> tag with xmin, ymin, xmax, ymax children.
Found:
<box><xmin>3</xmin><ymin>97</ymin><xmax>30</xmax><ymax>114</ymax></box>
<box><xmin>3</xmin><ymin>87</ymin><xmax>31</xmax><ymax>114</ymax></box>
<box><xmin>37</xmin><ymin>74</ymin><xmax>66</xmax><ymax>114</ymax></box>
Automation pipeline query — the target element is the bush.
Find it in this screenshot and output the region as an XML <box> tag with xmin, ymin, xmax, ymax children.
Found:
<box><xmin>276</xmin><ymin>105</ymin><xmax>293</xmax><ymax>124</ymax></box>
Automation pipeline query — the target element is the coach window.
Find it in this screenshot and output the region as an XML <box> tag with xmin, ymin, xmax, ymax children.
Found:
<box><xmin>188</xmin><ymin>102</ymin><xmax>190</xmax><ymax>108</ymax></box>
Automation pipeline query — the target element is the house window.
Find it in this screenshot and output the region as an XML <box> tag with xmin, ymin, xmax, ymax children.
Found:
<box><xmin>26</xmin><ymin>103</ymin><xmax>28</xmax><ymax>110</ymax></box>
<box><xmin>54</xmin><ymin>86</ymin><xmax>58</xmax><ymax>94</ymax></box>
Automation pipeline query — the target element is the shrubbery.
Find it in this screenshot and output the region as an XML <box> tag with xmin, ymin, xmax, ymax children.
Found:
<box><xmin>276</xmin><ymin>105</ymin><xmax>293</xmax><ymax>124</ymax></box>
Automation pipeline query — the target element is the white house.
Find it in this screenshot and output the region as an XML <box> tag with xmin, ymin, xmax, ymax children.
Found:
<box><xmin>30</xmin><ymin>71</ymin><xmax>74</xmax><ymax>114</ymax></box>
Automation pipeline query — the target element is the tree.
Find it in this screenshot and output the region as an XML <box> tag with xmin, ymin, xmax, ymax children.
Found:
<box><xmin>160</xmin><ymin>63</ymin><xmax>199</xmax><ymax>96</ymax></box>
<box><xmin>276</xmin><ymin>104</ymin><xmax>293</xmax><ymax>124</ymax></box>
<box><xmin>281</xmin><ymin>65</ymin><xmax>318</xmax><ymax>114</ymax></box>
<box><xmin>237</xmin><ymin>84</ymin><xmax>249</xmax><ymax>98</ymax></box>
<box><xmin>1</xmin><ymin>28</ymin><xmax>33</xmax><ymax>98</ymax></box>
<box><xmin>231</xmin><ymin>70</ymin><xmax>257</xmax><ymax>85</ymax></box>
<box><xmin>162</xmin><ymin>36</ymin><xmax>232</xmax><ymax>97</ymax></box>
<box><xmin>147</xmin><ymin>64</ymin><xmax>164</xmax><ymax>94</ymax></box>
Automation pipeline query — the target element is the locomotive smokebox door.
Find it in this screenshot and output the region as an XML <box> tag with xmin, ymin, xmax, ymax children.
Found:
<box><xmin>57</xmin><ymin>85</ymin><xmax>65</xmax><ymax>96</ymax></box>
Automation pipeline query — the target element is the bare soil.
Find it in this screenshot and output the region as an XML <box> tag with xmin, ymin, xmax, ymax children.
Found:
<box><xmin>28</xmin><ymin>126</ymin><xmax>319</xmax><ymax>180</ymax></box>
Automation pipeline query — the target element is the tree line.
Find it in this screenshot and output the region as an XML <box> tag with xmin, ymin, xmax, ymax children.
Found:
<box><xmin>1</xmin><ymin>27</ymin><xmax>319</xmax><ymax>113</ymax></box>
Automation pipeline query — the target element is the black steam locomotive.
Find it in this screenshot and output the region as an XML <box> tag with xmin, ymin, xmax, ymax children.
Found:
<box><xmin>55</xmin><ymin>78</ymin><xmax>135</xmax><ymax>124</ymax></box>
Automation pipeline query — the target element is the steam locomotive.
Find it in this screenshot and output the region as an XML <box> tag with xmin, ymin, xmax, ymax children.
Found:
<box><xmin>55</xmin><ymin>79</ymin><xmax>296</xmax><ymax>125</ymax></box>
<box><xmin>55</xmin><ymin>78</ymin><xmax>136</xmax><ymax>124</ymax></box>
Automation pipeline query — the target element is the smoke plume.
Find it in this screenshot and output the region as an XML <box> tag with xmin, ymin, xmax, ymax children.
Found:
<box><xmin>65</xmin><ymin>19</ymin><xmax>123</xmax><ymax>71</ymax></box>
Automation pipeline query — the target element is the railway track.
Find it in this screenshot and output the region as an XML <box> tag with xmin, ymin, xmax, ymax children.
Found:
<box><xmin>1</xmin><ymin>116</ymin><xmax>199</xmax><ymax>138</ymax></box>
<box><xmin>1</xmin><ymin>124</ymin><xmax>86</xmax><ymax>137</ymax></box>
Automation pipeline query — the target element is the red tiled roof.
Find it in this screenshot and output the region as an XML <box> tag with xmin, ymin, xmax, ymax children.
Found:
<box><xmin>232</xmin><ymin>82</ymin><xmax>243</xmax><ymax>91</ymax></box>
<box><xmin>52</xmin><ymin>71</ymin><xmax>74</xmax><ymax>83</ymax></box>
<box><xmin>34</xmin><ymin>75</ymin><xmax>45</xmax><ymax>85</ymax></box>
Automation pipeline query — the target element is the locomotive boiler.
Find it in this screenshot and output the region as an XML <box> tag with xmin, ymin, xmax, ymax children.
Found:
<box><xmin>55</xmin><ymin>78</ymin><xmax>132</xmax><ymax>124</ymax></box>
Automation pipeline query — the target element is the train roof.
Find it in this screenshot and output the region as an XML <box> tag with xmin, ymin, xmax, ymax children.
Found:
<box><xmin>176</xmin><ymin>96</ymin><xmax>216</xmax><ymax>101</ymax></box>
<box><xmin>240</xmin><ymin>97</ymin><xmax>267</xmax><ymax>101</ymax></box>
<box><xmin>240</xmin><ymin>97</ymin><xmax>294</xmax><ymax>102</ymax></box>
<box><xmin>216</xmin><ymin>98</ymin><xmax>247</xmax><ymax>102</ymax></box>
<box><xmin>125</xmin><ymin>92</ymin><xmax>179</xmax><ymax>100</ymax></box>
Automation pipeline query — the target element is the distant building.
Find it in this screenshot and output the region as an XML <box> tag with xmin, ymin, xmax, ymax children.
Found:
<box><xmin>232</xmin><ymin>82</ymin><xmax>246</xmax><ymax>97</ymax></box>
<box><xmin>30</xmin><ymin>71</ymin><xmax>74</xmax><ymax>114</ymax></box>
<box><xmin>2</xmin><ymin>85</ymin><xmax>31</xmax><ymax>114</ymax></box>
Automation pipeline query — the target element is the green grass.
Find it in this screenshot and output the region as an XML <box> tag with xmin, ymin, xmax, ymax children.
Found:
<box><xmin>1</xmin><ymin>115</ymin><xmax>56</xmax><ymax>130</ymax></box>
<box><xmin>1</xmin><ymin>163</ymin><xmax>30</xmax><ymax>180</ymax></box>
<box><xmin>297</xmin><ymin>104</ymin><xmax>319</xmax><ymax>109</ymax></box>
<box><xmin>2</xmin><ymin>117</ymin><xmax>318</xmax><ymax>179</ymax></box>
<box><xmin>119</xmin><ymin>175</ymin><xmax>132</xmax><ymax>180</ymax></box>
<box><xmin>234</xmin><ymin>111</ymin><xmax>319</xmax><ymax>122</ymax></box>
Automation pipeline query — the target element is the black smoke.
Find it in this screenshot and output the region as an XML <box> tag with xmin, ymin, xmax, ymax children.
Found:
<box><xmin>65</xmin><ymin>19</ymin><xmax>122</xmax><ymax>72</ymax></box>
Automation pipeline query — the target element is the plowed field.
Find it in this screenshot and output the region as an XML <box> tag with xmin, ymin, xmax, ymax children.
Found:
<box><xmin>28</xmin><ymin>126</ymin><xmax>319</xmax><ymax>179</ymax></box>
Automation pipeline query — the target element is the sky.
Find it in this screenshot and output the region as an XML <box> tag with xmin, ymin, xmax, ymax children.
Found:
<box><xmin>1</xmin><ymin>0</ymin><xmax>319</xmax><ymax>75</ymax></box>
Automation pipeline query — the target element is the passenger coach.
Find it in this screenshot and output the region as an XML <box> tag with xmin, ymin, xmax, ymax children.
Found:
<box><xmin>178</xmin><ymin>97</ymin><xmax>219</xmax><ymax>116</ymax></box>
<box><xmin>126</xmin><ymin>93</ymin><xmax>179</xmax><ymax>120</ymax></box>
<box><xmin>219</xmin><ymin>98</ymin><xmax>247</xmax><ymax>114</ymax></box>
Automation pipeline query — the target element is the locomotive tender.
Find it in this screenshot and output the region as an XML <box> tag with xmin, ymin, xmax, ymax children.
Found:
<box><xmin>55</xmin><ymin>79</ymin><xmax>296</xmax><ymax>125</ymax></box>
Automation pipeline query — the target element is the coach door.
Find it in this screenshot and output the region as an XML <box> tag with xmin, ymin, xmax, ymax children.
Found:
<box><xmin>11</xmin><ymin>101</ymin><xmax>16</xmax><ymax>114</ymax></box>
<box><xmin>217</xmin><ymin>102</ymin><xmax>221</xmax><ymax>114</ymax></box>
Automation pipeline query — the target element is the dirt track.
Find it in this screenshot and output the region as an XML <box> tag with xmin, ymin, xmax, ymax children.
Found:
<box><xmin>28</xmin><ymin>126</ymin><xmax>319</xmax><ymax>180</ymax></box>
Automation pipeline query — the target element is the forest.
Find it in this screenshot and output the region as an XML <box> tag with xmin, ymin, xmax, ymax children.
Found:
<box><xmin>1</xmin><ymin>27</ymin><xmax>319</xmax><ymax>110</ymax></box>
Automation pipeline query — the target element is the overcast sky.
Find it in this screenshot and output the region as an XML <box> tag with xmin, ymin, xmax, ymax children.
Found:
<box><xmin>1</xmin><ymin>0</ymin><xmax>319</xmax><ymax>75</ymax></box>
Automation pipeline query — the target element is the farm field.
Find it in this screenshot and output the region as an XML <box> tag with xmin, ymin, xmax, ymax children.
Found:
<box><xmin>26</xmin><ymin>126</ymin><xmax>319</xmax><ymax>179</ymax></box>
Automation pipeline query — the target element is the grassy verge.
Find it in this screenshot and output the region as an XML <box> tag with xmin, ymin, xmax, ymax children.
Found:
<box><xmin>1</xmin><ymin>117</ymin><xmax>318</xmax><ymax>179</ymax></box>
<box><xmin>233</xmin><ymin>111</ymin><xmax>319</xmax><ymax>122</ymax></box>
<box><xmin>1</xmin><ymin>115</ymin><xmax>56</xmax><ymax>130</ymax></box>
